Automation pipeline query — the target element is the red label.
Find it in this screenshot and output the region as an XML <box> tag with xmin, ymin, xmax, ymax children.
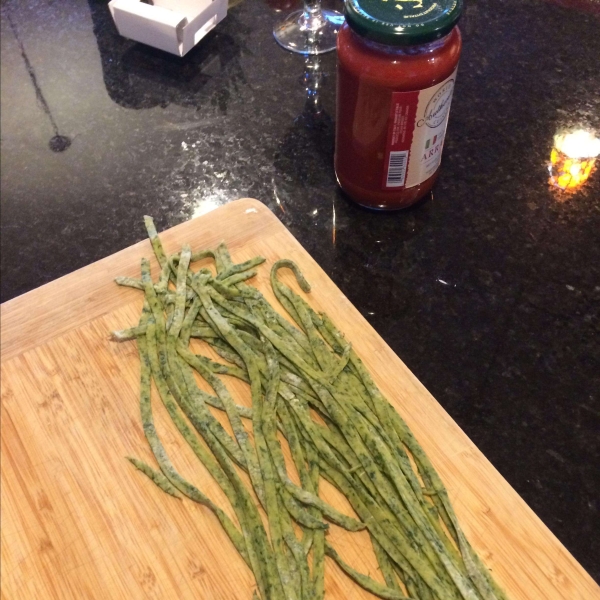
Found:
<box><xmin>382</xmin><ymin>91</ymin><xmax>419</xmax><ymax>189</ymax></box>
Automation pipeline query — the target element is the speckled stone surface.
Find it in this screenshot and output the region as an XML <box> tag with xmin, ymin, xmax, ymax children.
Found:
<box><xmin>2</xmin><ymin>0</ymin><xmax>599</xmax><ymax>584</ymax></box>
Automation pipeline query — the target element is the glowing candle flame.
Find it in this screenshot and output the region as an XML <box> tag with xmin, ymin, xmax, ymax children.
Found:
<box><xmin>549</xmin><ymin>129</ymin><xmax>599</xmax><ymax>191</ymax></box>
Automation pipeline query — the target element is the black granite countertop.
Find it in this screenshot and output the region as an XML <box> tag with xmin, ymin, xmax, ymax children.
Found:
<box><xmin>2</xmin><ymin>0</ymin><xmax>599</xmax><ymax>585</ymax></box>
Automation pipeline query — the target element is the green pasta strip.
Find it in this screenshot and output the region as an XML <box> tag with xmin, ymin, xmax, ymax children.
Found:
<box><xmin>325</xmin><ymin>543</ymin><xmax>415</xmax><ymax>600</ymax></box>
<box><xmin>220</xmin><ymin>269</ymin><xmax>260</xmax><ymax>286</ymax></box>
<box><xmin>217</xmin><ymin>256</ymin><xmax>266</xmax><ymax>280</ymax></box>
<box><xmin>372</xmin><ymin>536</ymin><xmax>402</xmax><ymax>592</ymax></box>
<box><xmin>143</xmin><ymin>215</ymin><xmax>168</xmax><ymax>269</ymax></box>
<box><xmin>126</xmin><ymin>456</ymin><xmax>182</xmax><ymax>499</ymax></box>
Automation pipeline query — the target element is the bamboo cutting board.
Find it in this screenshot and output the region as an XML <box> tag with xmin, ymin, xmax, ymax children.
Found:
<box><xmin>1</xmin><ymin>199</ymin><xmax>598</xmax><ymax>600</ymax></box>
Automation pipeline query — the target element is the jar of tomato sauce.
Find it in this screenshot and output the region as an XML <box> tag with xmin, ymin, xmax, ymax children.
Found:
<box><xmin>335</xmin><ymin>0</ymin><xmax>463</xmax><ymax>209</ymax></box>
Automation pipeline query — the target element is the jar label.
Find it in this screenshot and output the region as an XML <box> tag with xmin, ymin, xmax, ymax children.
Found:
<box><xmin>382</xmin><ymin>68</ymin><xmax>457</xmax><ymax>190</ymax></box>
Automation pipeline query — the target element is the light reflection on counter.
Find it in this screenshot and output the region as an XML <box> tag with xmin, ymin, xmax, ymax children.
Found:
<box><xmin>548</xmin><ymin>129</ymin><xmax>599</xmax><ymax>193</ymax></box>
<box><xmin>191</xmin><ymin>194</ymin><xmax>227</xmax><ymax>218</ymax></box>
<box><xmin>332</xmin><ymin>198</ymin><xmax>336</xmax><ymax>246</ymax></box>
<box><xmin>272</xmin><ymin>180</ymin><xmax>286</xmax><ymax>213</ymax></box>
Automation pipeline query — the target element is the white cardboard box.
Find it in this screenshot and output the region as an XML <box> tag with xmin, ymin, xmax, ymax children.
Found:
<box><xmin>108</xmin><ymin>0</ymin><xmax>228</xmax><ymax>57</ymax></box>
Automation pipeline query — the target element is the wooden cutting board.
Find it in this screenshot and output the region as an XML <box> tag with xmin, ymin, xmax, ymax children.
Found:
<box><xmin>1</xmin><ymin>199</ymin><xmax>598</xmax><ymax>600</ymax></box>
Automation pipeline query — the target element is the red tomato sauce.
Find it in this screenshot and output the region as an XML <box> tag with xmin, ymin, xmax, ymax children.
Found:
<box><xmin>335</xmin><ymin>22</ymin><xmax>462</xmax><ymax>209</ymax></box>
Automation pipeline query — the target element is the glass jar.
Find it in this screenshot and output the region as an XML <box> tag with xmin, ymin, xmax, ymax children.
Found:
<box><xmin>335</xmin><ymin>0</ymin><xmax>463</xmax><ymax>210</ymax></box>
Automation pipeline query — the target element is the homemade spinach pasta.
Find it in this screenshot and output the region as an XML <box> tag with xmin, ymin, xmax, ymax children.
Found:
<box><xmin>112</xmin><ymin>216</ymin><xmax>507</xmax><ymax>600</ymax></box>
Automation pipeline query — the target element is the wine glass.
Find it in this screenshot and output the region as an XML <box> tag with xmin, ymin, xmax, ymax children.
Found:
<box><xmin>273</xmin><ymin>0</ymin><xmax>343</xmax><ymax>55</ymax></box>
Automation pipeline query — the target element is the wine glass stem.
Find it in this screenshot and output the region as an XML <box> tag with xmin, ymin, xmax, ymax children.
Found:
<box><xmin>301</xmin><ymin>0</ymin><xmax>325</xmax><ymax>30</ymax></box>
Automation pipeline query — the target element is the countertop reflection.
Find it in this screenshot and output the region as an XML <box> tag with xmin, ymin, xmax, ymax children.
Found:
<box><xmin>1</xmin><ymin>0</ymin><xmax>599</xmax><ymax>583</ymax></box>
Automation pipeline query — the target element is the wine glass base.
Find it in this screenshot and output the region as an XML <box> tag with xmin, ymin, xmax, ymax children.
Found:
<box><xmin>273</xmin><ymin>9</ymin><xmax>343</xmax><ymax>55</ymax></box>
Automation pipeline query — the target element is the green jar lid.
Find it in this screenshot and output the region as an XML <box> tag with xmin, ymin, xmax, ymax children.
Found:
<box><xmin>344</xmin><ymin>0</ymin><xmax>462</xmax><ymax>46</ymax></box>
